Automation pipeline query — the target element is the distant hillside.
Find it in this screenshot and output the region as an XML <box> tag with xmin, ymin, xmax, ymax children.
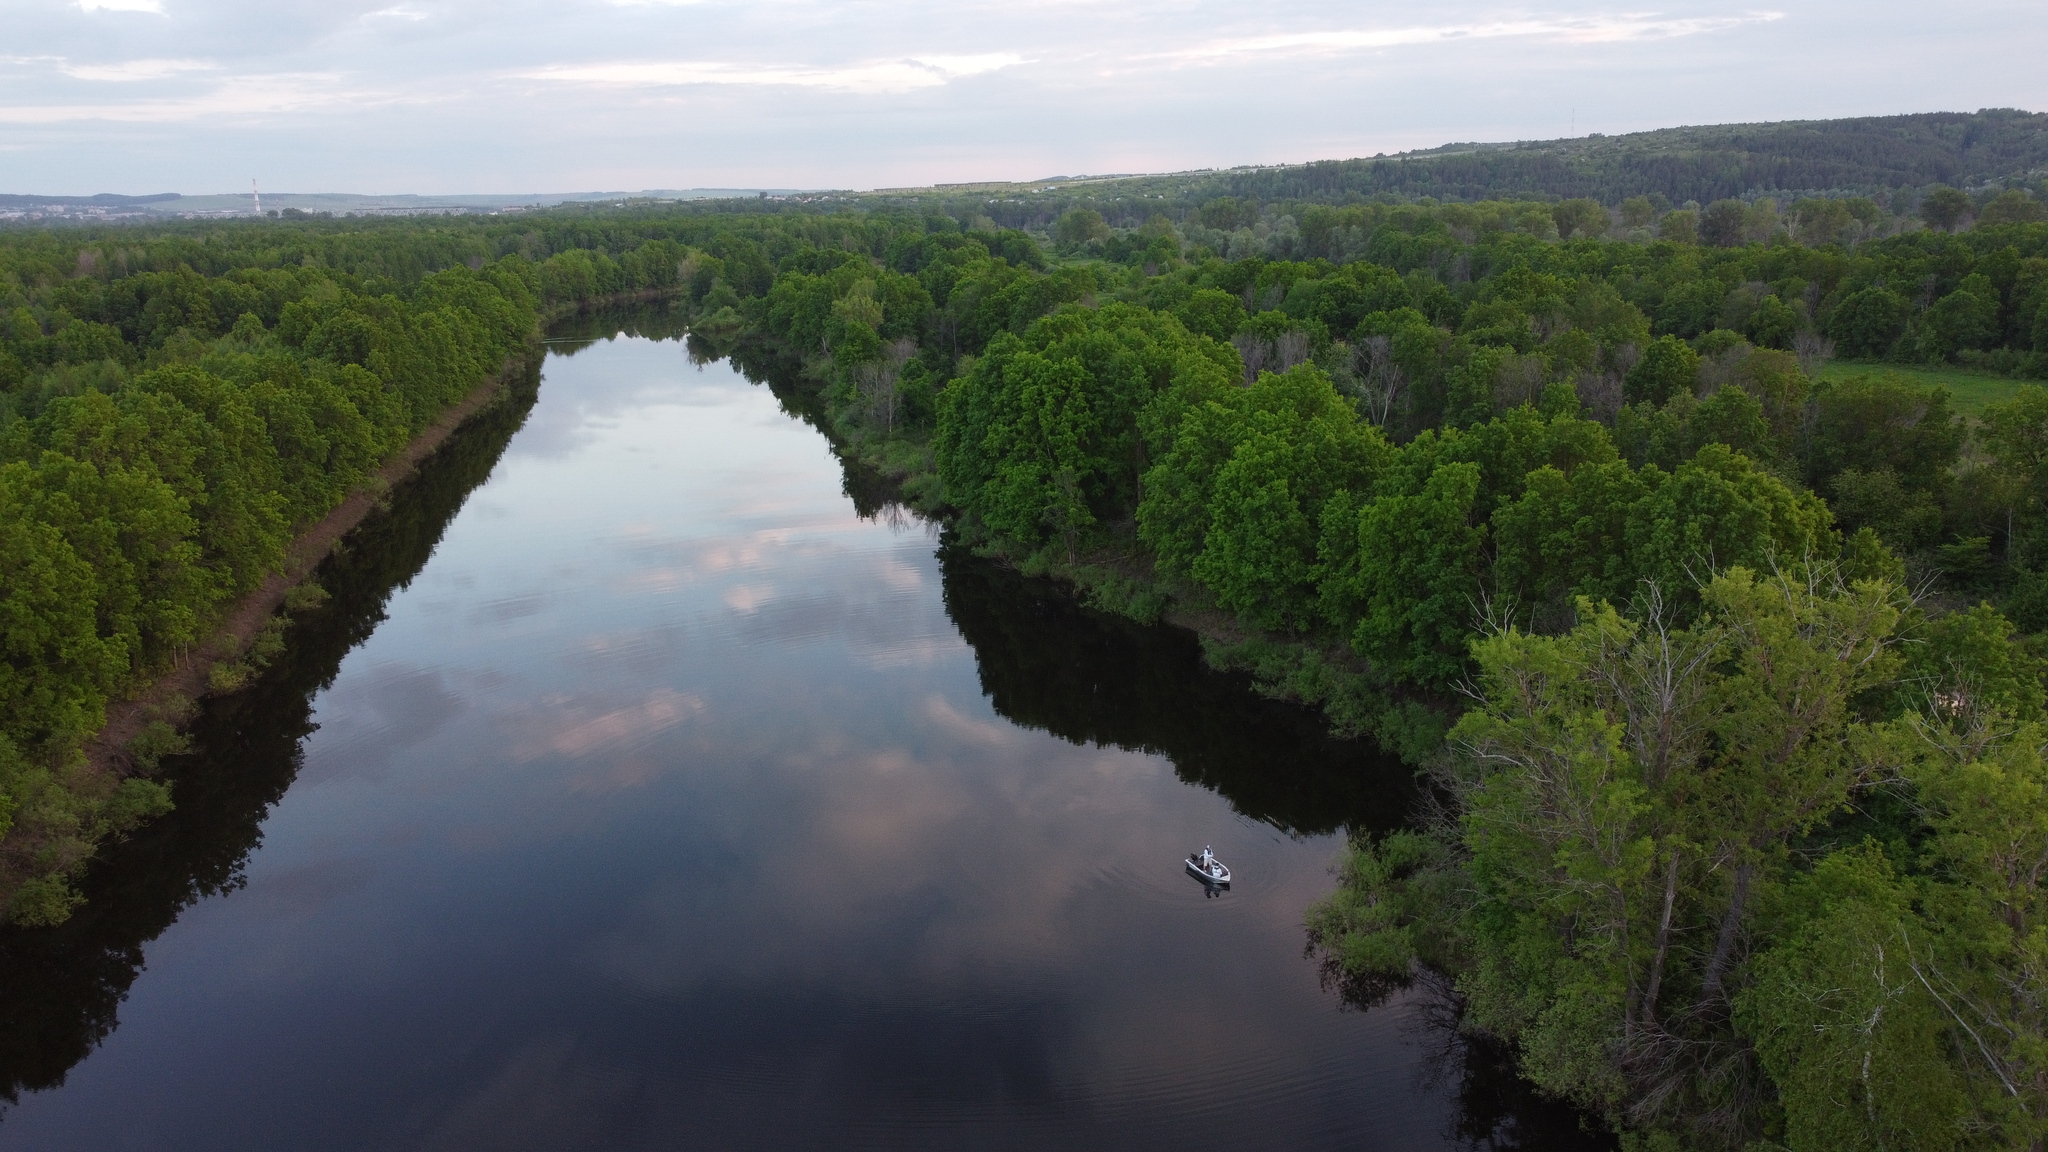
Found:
<box><xmin>859</xmin><ymin>109</ymin><xmax>2048</xmax><ymax>221</ymax></box>
<box><xmin>1207</xmin><ymin>109</ymin><xmax>2048</xmax><ymax>205</ymax></box>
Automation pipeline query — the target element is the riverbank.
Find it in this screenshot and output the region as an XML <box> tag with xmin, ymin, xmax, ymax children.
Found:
<box><xmin>0</xmin><ymin>350</ymin><xmax>538</xmax><ymax>922</ymax></box>
<box><xmin>80</xmin><ymin>350</ymin><xmax>538</xmax><ymax>779</ymax></box>
<box><xmin>717</xmin><ymin>325</ymin><xmax>1452</xmax><ymax>765</ymax></box>
<box><xmin>1</xmin><ymin>289</ymin><xmax>689</xmax><ymax>925</ymax></box>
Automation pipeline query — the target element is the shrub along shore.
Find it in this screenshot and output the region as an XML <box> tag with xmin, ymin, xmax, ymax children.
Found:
<box><xmin>6</xmin><ymin>196</ymin><xmax>2048</xmax><ymax>1149</ymax></box>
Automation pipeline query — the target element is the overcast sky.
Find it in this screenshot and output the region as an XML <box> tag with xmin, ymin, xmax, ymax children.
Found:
<box><xmin>2</xmin><ymin>0</ymin><xmax>2044</xmax><ymax>195</ymax></box>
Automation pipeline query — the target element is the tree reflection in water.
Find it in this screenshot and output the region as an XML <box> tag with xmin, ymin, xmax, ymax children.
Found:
<box><xmin>937</xmin><ymin>545</ymin><xmax>1408</xmax><ymax>838</ymax></box>
<box><xmin>939</xmin><ymin>543</ymin><xmax>1610</xmax><ymax>1150</ymax></box>
<box><xmin>0</xmin><ymin>364</ymin><xmax>541</xmax><ymax>1111</ymax></box>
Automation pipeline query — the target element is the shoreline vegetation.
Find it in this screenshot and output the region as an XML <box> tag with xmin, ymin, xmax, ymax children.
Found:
<box><xmin>5</xmin><ymin>126</ymin><xmax>2048</xmax><ymax>1147</ymax></box>
<box><xmin>78</xmin><ymin>355</ymin><xmax>526</xmax><ymax>786</ymax></box>
<box><xmin>0</xmin><ymin>368</ymin><xmax>553</xmax><ymax>1109</ymax></box>
<box><xmin>0</xmin><ymin>230</ymin><xmax>691</xmax><ymax>925</ymax></box>
<box><xmin>66</xmin><ymin>291</ymin><xmax>665</xmax><ymax>866</ymax></box>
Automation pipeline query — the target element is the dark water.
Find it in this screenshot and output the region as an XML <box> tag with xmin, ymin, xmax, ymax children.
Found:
<box><xmin>0</xmin><ymin>315</ymin><xmax>1601</xmax><ymax>1150</ymax></box>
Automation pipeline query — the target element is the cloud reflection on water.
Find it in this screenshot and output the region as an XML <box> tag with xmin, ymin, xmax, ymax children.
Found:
<box><xmin>0</xmin><ymin>332</ymin><xmax>1588</xmax><ymax>1151</ymax></box>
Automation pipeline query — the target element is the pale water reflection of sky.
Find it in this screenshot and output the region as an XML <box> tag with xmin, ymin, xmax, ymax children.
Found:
<box><xmin>0</xmin><ymin>336</ymin><xmax>1485</xmax><ymax>1151</ymax></box>
<box><xmin>1</xmin><ymin>0</ymin><xmax>2042</xmax><ymax>194</ymax></box>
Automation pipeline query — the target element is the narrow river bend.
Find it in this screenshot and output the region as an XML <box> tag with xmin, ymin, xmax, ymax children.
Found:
<box><xmin>0</xmin><ymin>312</ymin><xmax>1596</xmax><ymax>1151</ymax></box>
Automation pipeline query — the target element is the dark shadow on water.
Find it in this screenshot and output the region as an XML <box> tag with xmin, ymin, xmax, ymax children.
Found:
<box><xmin>542</xmin><ymin>298</ymin><xmax>692</xmax><ymax>355</ymax></box>
<box><xmin>1438</xmin><ymin>1032</ymin><xmax>1617</xmax><ymax>1151</ymax></box>
<box><xmin>0</xmin><ymin>362</ymin><xmax>542</xmax><ymax>1111</ymax></box>
<box><xmin>1383</xmin><ymin>974</ymin><xmax>1620</xmax><ymax>1152</ymax></box>
<box><xmin>938</xmin><ymin>545</ymin><xmax>1412</xmax><ymax>839</ymax></box>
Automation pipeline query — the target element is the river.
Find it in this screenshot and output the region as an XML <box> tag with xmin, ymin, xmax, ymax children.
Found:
<box><xmin>0</xmin><ymin>310</ymin><xmax>1600</xmax><ymax>1150</ymax></box>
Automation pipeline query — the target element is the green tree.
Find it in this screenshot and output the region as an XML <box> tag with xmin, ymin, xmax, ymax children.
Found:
<box><xmin>1748</xmin><ymin>293</ymin><xmax>1801</xmax><ymax>349</ymax></box>
<box><xmin>1921</xmin><ymin>186</ymin><xmax>1974</xmax><ymax>232</ymax></box>
<box><xmin>0</xmin><ymin>478</ymin><xmax>119</xmax><ymax>755</ymax></box>
<box><xmin>1054</xmin><ymin>209</ymin><xmax>1111</xmax><ymax>249</ymax></box>
<box><xmin>1978</xmin><ymin>189</ymin><xmax>2048</xmax><ymax>227</ymax></box>
<box><xmin>1700</xmin><ymin>199</ymin><xmax>1750</xmax><ymax>247</ymax></box>
<box><xmin>1317</xmin><ymin>441</ymin><xmax>1485</xmax><ymax>686</ymax></box>
<box><xmin>1802</xmin><ymin>373</ymin><xmax>1962</xmax><ymax>497</ymax></box>
<box><xmin>1627</xmin><ymin>443</ymin><xmax>1838</xmax><ymax>601</ymax></box>
<box><xmin>1140</xmin><ymin>365</ymin><xmax>1392</xmax><ymax>629</ymax></box>
<box><xmin>1829</xmin><ymin>467</ymin><xmax>1945</xmax><ymax>552</ymax></box>
<box><xmin>1981</xmin><ymin>386</ymin><xmax>2048</xmax><ymax>529</ymax></box>
<box><xmin>1738</xmin><ymin>847</ymin><xmax>1982</xmax><ymax>1151</ymax></box>
<box><xmin>1922</xmin><ymin>276</ymin><xmax>2001</xmax><ymax>359</ymax></box>
<box><xmin>1316</xmin><ymin>567</ymin><xmax>1908</xmax><ymax>1135</ymax></box>
<box><xmin>1171</xmin><ymin>288</ymin><xmax>1246</xmax><ymax>344</ymax></box>
<box><xmin>1658</xmin><ymin>209</ymin><xmax>1699</xmax><ymax>245</ymax></box>
<box><xmin>1828</xmin><ymin>287</ymin><xmax>1914</xmax><ymax>358</ymax></box>
<box><xmin>1552</xmin><ymin>199</ymin><xmax>1611</xmax><ymax>240</ymax></box>
<box><xmin>1624</xmin><ymin>335</ymin><xmax>1698</xmax><ymax>407</ymax></box>
<box><xmin>1491</xmin><ymin>459</ymin><xmax>1651</xmax><ymax>621</ymax></box>
<box><xmin>935</xmin><ymin>304</ymin><xmax>1234</xmax><ymax>558</ymax></box>
<box><xmin>1688</xmin><ymin>385</ymin><xmax>1775</xmax><ymax>462</ymax></box>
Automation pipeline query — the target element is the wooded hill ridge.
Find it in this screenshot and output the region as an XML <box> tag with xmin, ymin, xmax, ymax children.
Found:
<box><xmin>10</xmin><ymin>109</ymin><xmax>2044</xmax><ymax>232</ymax></box>
<box><xmin>1202</xmin><ymin>109</ymin><xmax>2048</xmax><ymax>204</ymax></box>
<box><xmin>857</xmin><ymin>109</ymin><xmax>2048</xmax><ymax>227</ymax></box>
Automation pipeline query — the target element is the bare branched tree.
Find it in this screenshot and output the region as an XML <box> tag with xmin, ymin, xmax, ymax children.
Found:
<box><xmin>1793</xmin><ymin>330</ymin><xmax>1836</xmax><ymax>378</ymax></box>
<box><xmin>1576</xmin><ymin>370</ymin><xmax>1625</xmax><ymax>424</ymax></box>
<box><xmin>1274</xmin><ymin>330</ymin><xmax>1310</xmax><ymax>372</ymax></box>
<box><xmin>1492</xmin><ymin>354</ymin><xmax>1547</xmax><ymax>409</ymax></box>
<box><xmin>1356</xmin><ymin>335</ymin><xmax>1406</xmax><ymax>427</ymax></box>
<box><xmin>856</xmin><ymin>337</ymin><xmax>917</xmax><ymax>432</ymax></box>
<box><xmin>1231</xmin><ymin>332</ymin><xmax>1269</xmax><ymax>385</ymax></box>
<box><xmin>1531</xmin><ymin>312</ymin><xmax>1573</xmax><ymax>342</ymax></box>
<box><xmin>1611</xmin><ymin>341</ymin><xmax>1643</xmax><ymax>380</ymax></box>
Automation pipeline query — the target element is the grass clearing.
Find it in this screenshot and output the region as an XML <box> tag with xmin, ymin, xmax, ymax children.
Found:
<box><xmin>1816</xmin><ymin>360</ymin><xmax>2037</xmax><ymax>420</ymax></box>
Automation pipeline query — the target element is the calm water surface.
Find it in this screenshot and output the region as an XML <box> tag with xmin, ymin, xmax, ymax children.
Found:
<box><xmin>0</xmin><ymin>318</ymin><xmax>1598</xmax><ymax>1150</ymax></box>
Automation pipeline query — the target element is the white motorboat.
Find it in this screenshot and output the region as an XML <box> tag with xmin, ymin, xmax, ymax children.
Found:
<box><xmin>1185</xmin><ymin>845</ymin><xmax>1231</xmax><ymax>886</ymax></box>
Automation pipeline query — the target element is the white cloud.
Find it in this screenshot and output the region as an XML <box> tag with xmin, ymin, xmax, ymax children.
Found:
<box><xmin>76</xmin><ymin>0</ymin><xmax>166</xmax><ymax>12</ymax></box>
<box><xmin>514</xmin><ymin>689</ymin><xmax>706</xmax><ymax>761</ymax></box>
<box><xmin>523</xmin><ymin>53</ymin><xmax>1026</xmax><ymax>95</ymax></box>
<box><xmin>362</xmin><ymin>6</ymin><xmax>429</xmax><ymax>19</ymax></box>
<box><xmin>1161</xmin><ymin>11</ymin><xmax>1786</xmax><ymax>63</ymax></box>
<box><xmin>518</xmin><ymin>13</ymin><xmax>1773</xmax><ymax>99</ymax></box>
<box><xmin>59</xmin><ymin>58</ymin><xmax>215</xmax><ymax>82</ymax></box>
<box><xmin>904</xmin><ymin>54</ymin><xmax>1023</xmax><ymax>78</ymax></box>
<box><xmin>0</xmin><ymin>73</ymin><xmax>364</xmax><ymax>123</ymax></box>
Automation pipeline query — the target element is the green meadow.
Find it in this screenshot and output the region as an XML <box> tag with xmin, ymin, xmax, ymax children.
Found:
<box><xmin>1818</xmin><ymin>359</ymin><xmax>2039</xmax><ymax>419</ymax></box>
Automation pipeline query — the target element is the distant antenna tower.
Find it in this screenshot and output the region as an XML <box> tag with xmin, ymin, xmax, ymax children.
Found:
<box><xmin>251</xmin><ymin>179</ymin><xmax>261</xmax><ymax>217</ymax></box>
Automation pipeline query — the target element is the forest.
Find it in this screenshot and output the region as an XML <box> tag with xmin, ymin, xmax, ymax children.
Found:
<box><xmin>1189</xmin><ymin>109</ymin><xmax>2048</xmax><ymax>209</ymax></box>
<box><xmin>4</xmin><ymin>144</ymin><xmax>2048</xmax><ymax>1148</ymax></box>
<box><xmin>862</xmin><ymin>108</ymin><xmax>2048</xmax><ymax>239</ymax></box>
